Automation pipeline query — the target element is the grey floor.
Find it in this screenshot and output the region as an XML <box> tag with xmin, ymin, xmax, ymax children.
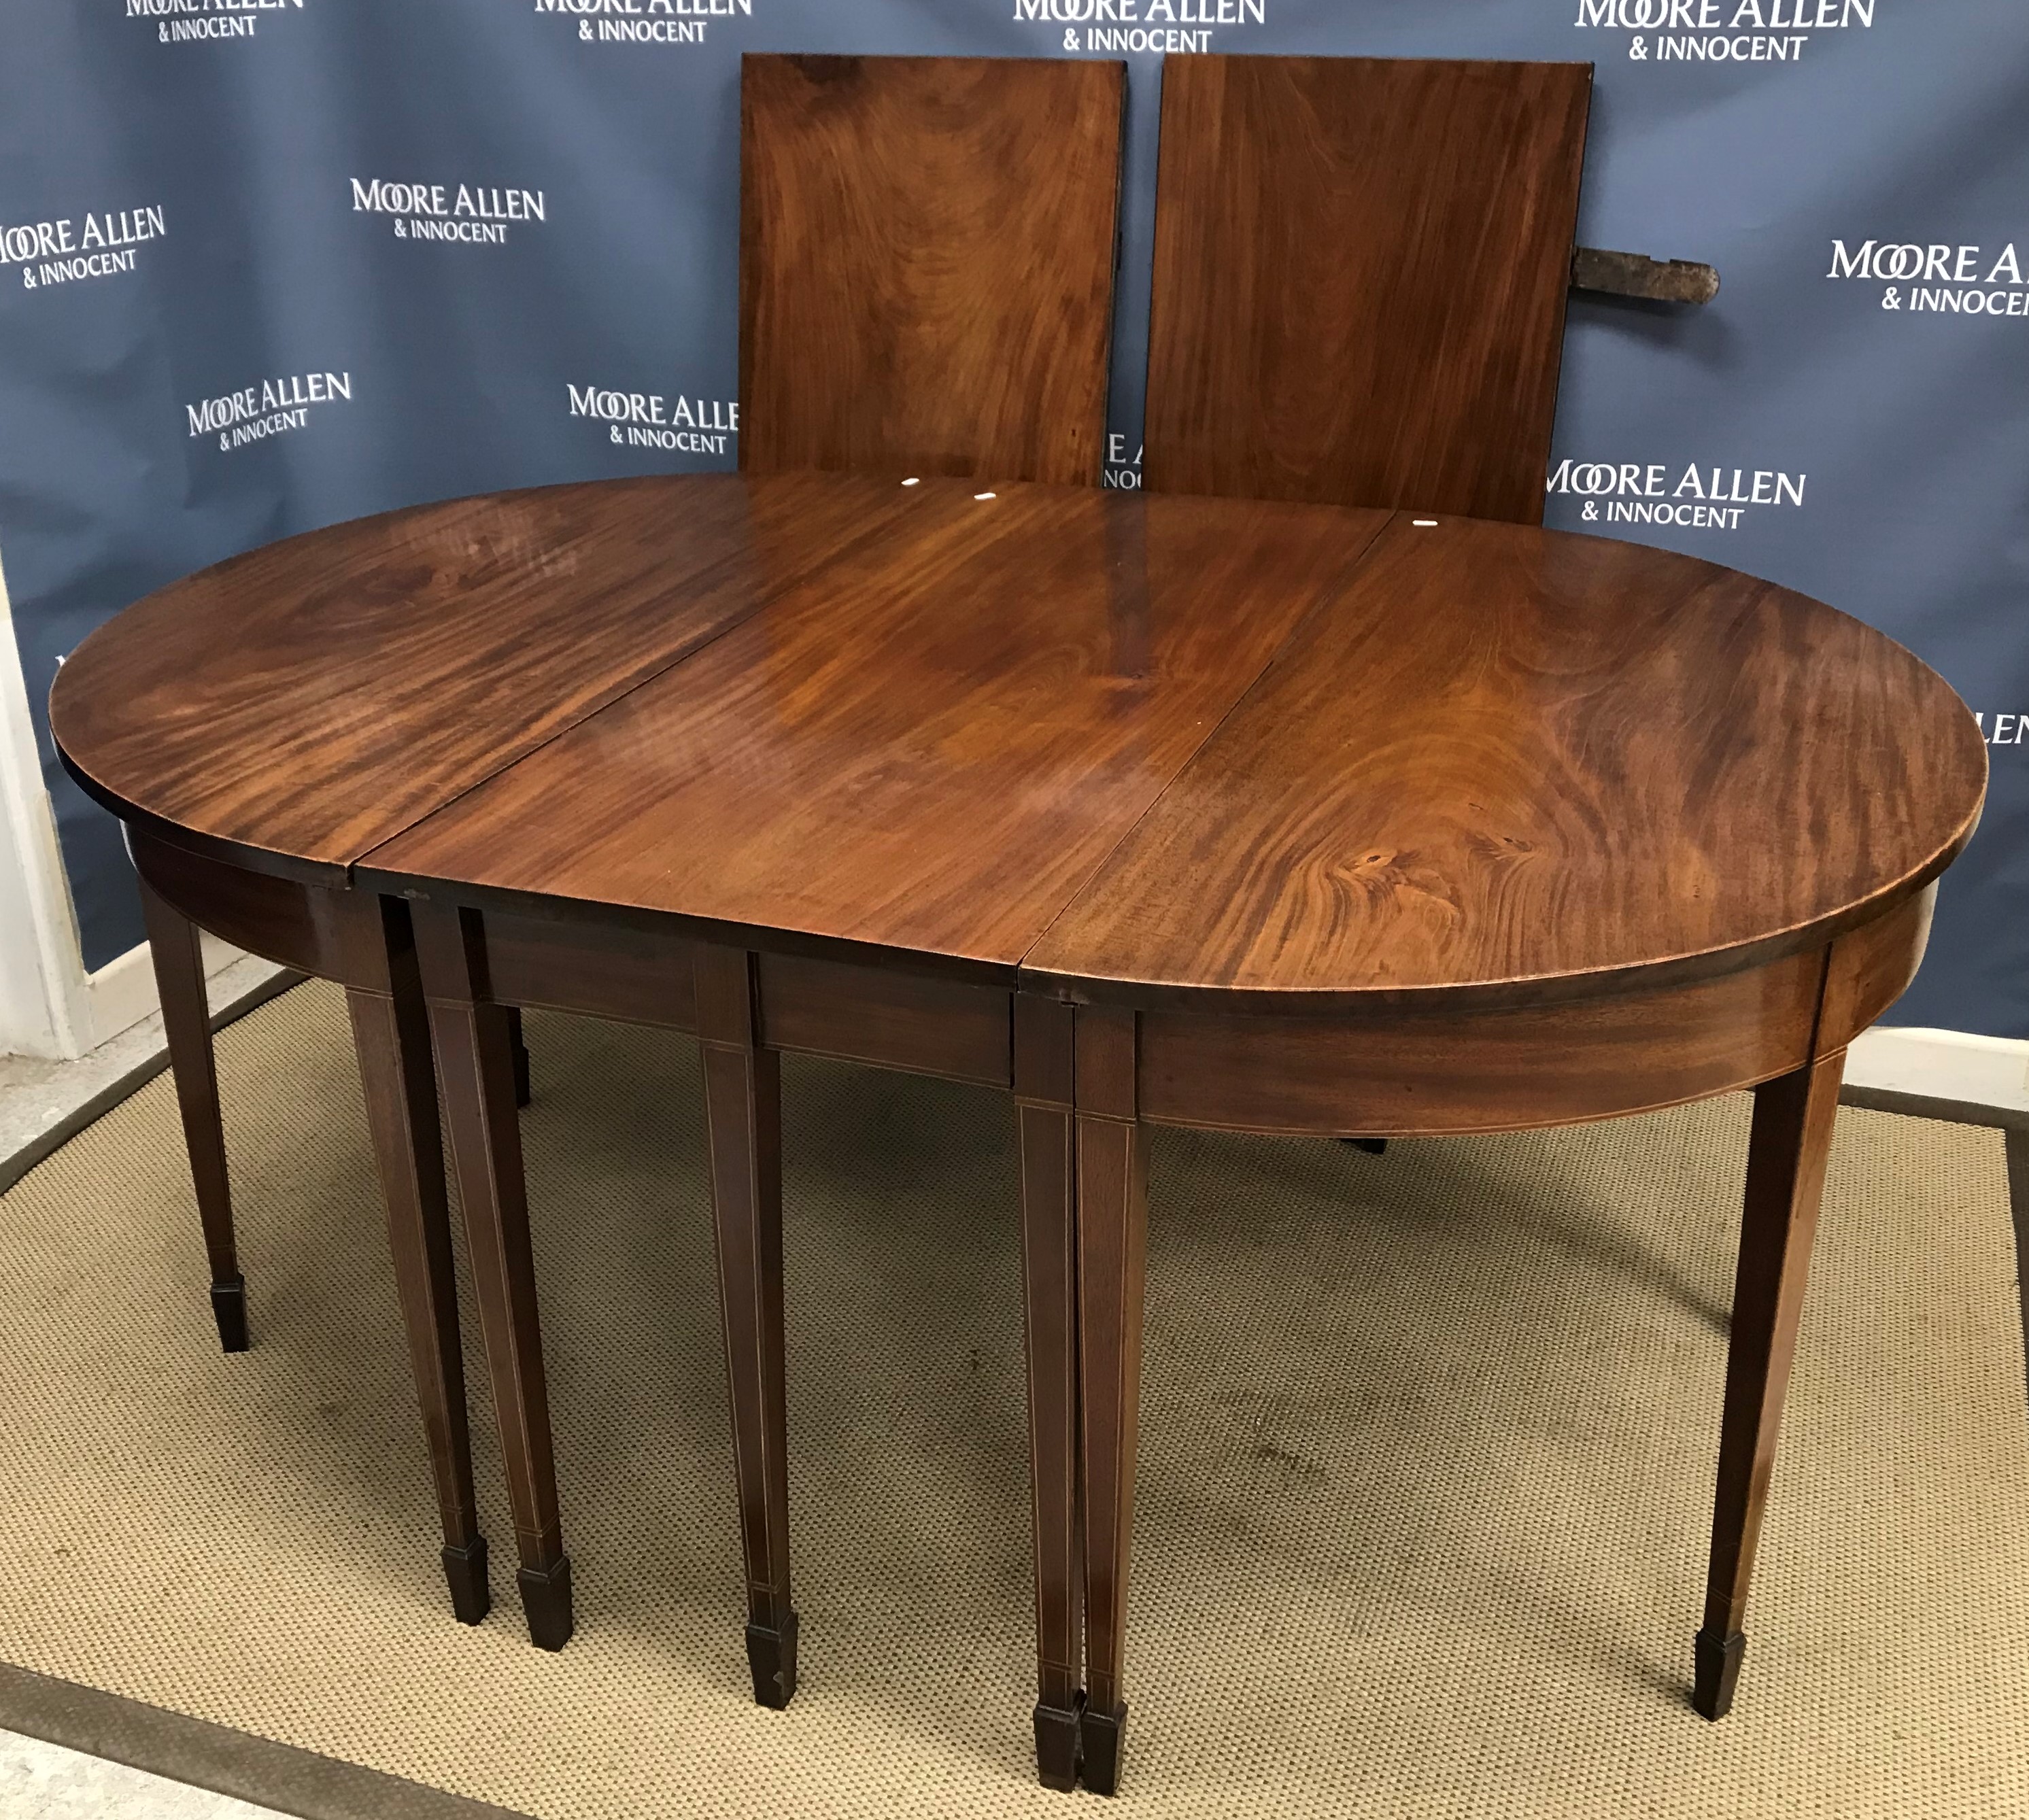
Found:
<box><xmin>1</xmin><ymin>961</ymin><xmax>296</xmax><ymax>1819</ymax></box>
<box><xmin>0</xmin><ymin>957</ymin><xmax>293</xmax><ymax>1197</ymax></box>
<box><xmin>0</xmin><ymin>1730</ymin><xmax>282</xmax><ymax>1819</ymax></box>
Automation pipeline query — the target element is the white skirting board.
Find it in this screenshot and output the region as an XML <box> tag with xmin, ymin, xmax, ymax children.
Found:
<box><xmin>1845</xmin><ymin>1026</ymin><xmax>2029</xmax><ymax>1116</ymax></box>
<box><xmin>79</xmin><ymin>929</ymin><xmax>256</xmax><ymax>1052</ymax></box>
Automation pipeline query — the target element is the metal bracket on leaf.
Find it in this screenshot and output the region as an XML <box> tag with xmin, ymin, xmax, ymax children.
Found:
<box><xmin>1571</xmin><ymin>246</ymin><xmax>1720</xmax><ymax>305</ymax></box>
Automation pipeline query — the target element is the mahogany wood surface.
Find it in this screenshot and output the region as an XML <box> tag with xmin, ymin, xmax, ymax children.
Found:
<box><xmin>1012</xmin><ymin>997</ymin><xmax>1085</xmax><ymax>1790</ymax></box>
<box><xmin>50</xmin><ymin>473</ymin><xmax>929</xmax><ymax>881</ymax></box>
<box><xmin>359</xmin><ymin>483</ymin><xmax>1391</xmax><ymax>974</ymax></box>
<box><xmin>345</xmin><ymin>897</ymin><xmax>492</xmax><ymax>1626</ymax></box>
<box><xmin>1023</xmin><ymin>516</ymin><xmax>1985</xmax><ymax>1011</ymax></box>
<box><xmin>483</xmin><ymin>910</ymin><xmax>700</xmax><ymax>1031</ymax></box>
<box><xmin>695</xmin><ymin>946</ymin><xmax>799</xmax><ymax>1709</ymax></box>
<box><xmin>1059</xmin><ymin>936</ymin><xmax>1871</xmax><ymax>1789</ymax></box>
<box><xmin>1694</xmin><ymin>1042</ymin><xmax>1848</xmax><ymax>1721</ymax></box>
<box><xmin>1144</xmin><ymin>56</ymin><xmax>1592</xmax><ymax>523</ymax></box>
<box><xmin>413</xmin><ymin>902</ymin><xmax>575</xmax><ymax>1651</ymax></box>
<box><xmin>135</xmin><ymin>876</ymin><xmax>246</xmax><ymax>1354</ymax></box>
<box><xmin>755</xmin><ymin>953</ymin><xmax>1013</xmax><ymax>1088</ymax></box>
<box><xmin>1135</xmin><ymin>945</ymin><xmax>1827</xmax><ymax>1139</ymax></box>
<box><xmin>740</xmin><ymin>55</ymin><xmax>1123</xmax><ymax>487</ymax></box>
<box><xmin>1818</xmin><ymin>883</ymin><xmax>1938</xmax><ymax>1051</ymax></box>
<box><xmin>132</xmin><ymin>825</ymin><xmax>496</xmax><ymax>1626</ymax></box>
<box><xmin>58</xmin><ymin>472</ymin><xmax>1988</xmax><ymax>1791</ymax></box>
<box><xmin>1069</xmin><ymin>1005</ymin><xmax>1146</xmax><ymax>1798</ymax></box>
<box><xmin>131</xmin><ymin>827</ymin><xmax>354</xmax><ymax>982</ymax></box>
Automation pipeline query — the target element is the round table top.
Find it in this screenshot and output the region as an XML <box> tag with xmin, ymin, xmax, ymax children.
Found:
<box><xmin>53</xmin><ymin>473</ymin><xmax>1986</xmax><ymax>1010</ymax></box>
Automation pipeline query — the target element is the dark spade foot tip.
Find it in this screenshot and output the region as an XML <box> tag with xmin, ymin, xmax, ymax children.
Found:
<box><xmin>746</xmin><ymin>1613</ymin><xmax>799</xmax><ymax>1709</ymax></box>
<box><xmin>517</xmin><ymin>1557</ymin><xmax>574</xmax><ymax>1651</ymax></box>
<box><xmin>1692</xmin><ymin>1626</ymin><xmax>1747</xmax><ymax>1721</ymax></box>
<box><xmin>1034</xmin><ymin>1696</ymin><xmax>1084</xmax><ymax>1791</ymax></box>
<box><xmin>441</xmin><ymin>1538</ymin><xmax>491</xmax><ymax>1626</ymax></box>
<box><xmin>210</xmin><ymin>1277</ymin><xmax>249</xmax><ymax>1353</ymax></box>
<box><xmin>1339</xmin><ymin>1137</ymin><xmax>1388</xmax><ymax>1156</ymax></box>
<box><xmin>1080</xmin><ymin>1702</ymin><xmax>1128</xmax><ymax>1795</ymax></box>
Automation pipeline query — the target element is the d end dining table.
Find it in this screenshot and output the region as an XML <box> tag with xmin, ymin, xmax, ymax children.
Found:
<box><xmin>50</xmin><ymin>473</ymin><xmax>1985</xmax><ymax>1793</ymax></box>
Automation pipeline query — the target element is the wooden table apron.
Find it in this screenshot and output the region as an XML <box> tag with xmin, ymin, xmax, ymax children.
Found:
<box><xmin>49</xmin><ymin>475</ymin><xmax>1984</xmax><ymax>1796</ymax></box>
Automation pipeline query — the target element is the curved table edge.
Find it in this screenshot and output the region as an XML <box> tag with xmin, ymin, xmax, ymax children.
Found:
<box><xmin>54</xmin><ymin>742</ymin><xmax>352</xmax><ymax>893</ymax></box>
<box><xmin>1012</xmin><ymin>793</ymin><xmax>1983</xmax><ymax>1017</ymax></box>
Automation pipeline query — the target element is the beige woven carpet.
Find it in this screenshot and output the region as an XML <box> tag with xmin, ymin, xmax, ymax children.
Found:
<box><xmin>1</xmin><ymin>981</ymin><xmax>2026</xmax><ymax>1818</ymax></box>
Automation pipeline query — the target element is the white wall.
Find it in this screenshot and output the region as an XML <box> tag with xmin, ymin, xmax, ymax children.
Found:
<box><xmin>0</xmin><ymin>545</ymin><xmax>241</xmax><ymax>1061</ymax></box>
<box><xmin>0</xmin><ymin>546</ymin><xmax>87</xmax><ymax>1057</ymax></box>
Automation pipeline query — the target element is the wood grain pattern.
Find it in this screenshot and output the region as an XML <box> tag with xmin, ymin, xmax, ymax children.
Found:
<box><xmin>345</xmin><ymin>895</ymin><xmax>490</xmax><ymax>1626</ymax></box>
<box><xmin>694</xmin><ymin>946</ymin><xmax>799</xmax><ymax>1709</ymax></box>
<box><xmin>1144</xmin><ymin>55</ymin><xmax>1592</xmax><ymax>523</ymax></box>
<box><xmin>52</xmin><ymin>473</ymin><xmax>926</xmax><ymax>879</ymax></box>
<box><xmin>1695</xmin><ymin>1040</ymin><xmax>1847</xmax><ymax>1720</ymax></box>
<box><xmin>1073</xmin><ymin>1004</ymin><xmax>1147</xmax><ymax>1798</ymax></box>
<box><xmin>131</xmin><ymin>828</ymin><xmax>350</xmax><ymax>982</ymax></box>
<box><xmin>135</xmin><ymin>874</ymin><xmax>246</xmax><ymax>1354</ymax></box>
<box><xmin>756</xmin><ymin>953</ymin><xmax>1012</xmax><ymax>1088</ymax></box>
<box><xmin>740</xmin><ymin>55</ymin><xmax>1123</xmax><ymax>487</ymax></box>
<box><xmin>1816</xmin><ymin>882</ymin><xmax>1935</xmax><ymax>1051</ymax></box>
<box><xmin>413</xmin><ymin>902</ymin><xmax>574</xmax><ymax>1651</ymax></box>
<box><xmin>1135</xmin><ymin>945</ymin><xmax>1823</xmax><ymax>1138</ymax></box>
<box><xmin>1011</xmin><ymin>995</ymin><xmax>1082</xmax><ymax>1790</ymax></box>
<box><xmin>1024</xmin><ymin>516</ymin><xmax>1987</xmax><ymax>1008</ymax></box>
<box><xmin>360</xmin><ymin>483</ymin><xmax>1390</xmax><ymax>974</ymax></box>
<box><xmin>61</xmin><ymin>466</ymin><xmax>1990</xmax><ymax>1778</ymax></box>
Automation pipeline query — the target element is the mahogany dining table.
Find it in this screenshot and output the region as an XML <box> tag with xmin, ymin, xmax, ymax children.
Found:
<box><xmin>50</xmin><ymin>472</ymin><xmax>1985</xmax><ymax>1794</ymax></box>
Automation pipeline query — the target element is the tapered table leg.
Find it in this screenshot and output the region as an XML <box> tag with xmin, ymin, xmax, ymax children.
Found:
<box><xmin>1694</xmin><ymin>1046</ymin><xmax>1846</xmax><ymax>1719</ymax></box>
<box><xmin>1014</xmin><ymin>999</ymin><xmax>1085</xmax><ymax>1791</ymax></box>
<box><xmin>414</xmin><ymin>904</ymin><xmax>573</xmax><ymax>1650</ymax></box>
<box><xmin>1075</xmin><ymin>1007</ymin><xmax>1148</xmax><ymax>1796</ymax></box>
<box><xmin>137</xmin><ymin>876</ymin><xmax>247</xmax><ymax>1353</ymax></box>
<box><xmin>695</xmin><ymin>946</ymin><xmax>798</xmax><ymax>1709</ymax></box>
<box><xmin>345</xmin><ymin>897</ymin><xmax>490</xmax><ymax>1624</ymax></box>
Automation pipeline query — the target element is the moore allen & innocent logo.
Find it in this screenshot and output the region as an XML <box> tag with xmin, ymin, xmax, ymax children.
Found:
<box><xmin>352</xmin><ymin>181</ymin><xmax>547</xmax><ymax>245</ymax></box>
<box><xmin>1826</xmin><ymin>239</ymin><xmax>2028</xmax><ymax>317</ymax></box>
<box><xmin>1547</xmin><ymin>458</ymin><xmax>1807</xmax><ymax>531</ymax></box>
<box><xmin>568</xmin><ymin>384</ymin><xmax>738</xmax><ymax>456</ymax></box>
<box><xmin>127</xmin><ymin>0</ymin><xmax>305</xmax><ymax>44</ymax></box>
<box><xmin>1574</xmin><ymin>0</ymin><xmax>1874</xmax><ymax>65</ymax></box>
<box><xmin>186</xmin><ymin>372</ymin><xmax>352</xmax><ymax>453</ymax></box>
<box><xmin>1013</xmin><ymin>0</ymin><xmax>1267</xmax><ymax>56</ymax></box>
<box><xmin>1</xmin><ymin>205</ymin><xmax>165</xmax><ymax>293</ymax></box>
<box><xmin>533</xmin><ymin>0</ymin><xmax>753</xmax><ymax>46</ymax></box>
